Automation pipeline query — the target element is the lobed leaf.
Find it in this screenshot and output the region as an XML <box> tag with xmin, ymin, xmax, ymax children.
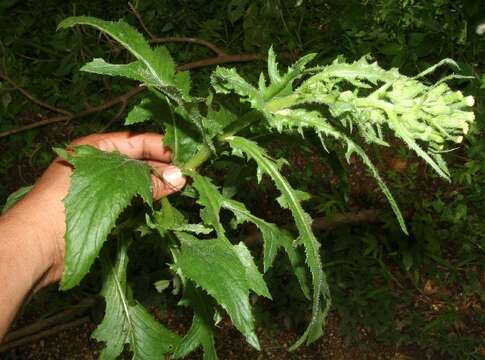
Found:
<box><xmin>227</xmin><ymin>136</ymin><xmax>331</xmax><ymax>349</ymax></box>
<box><xmin>189</xmin><ymin>171</ymin><xmax>310</xmax><ymax>297</ymax></box>
<box><xmin>174</xmin><ymin>231</ymin><xmax>261</xmax><ymax>350</ymax></box>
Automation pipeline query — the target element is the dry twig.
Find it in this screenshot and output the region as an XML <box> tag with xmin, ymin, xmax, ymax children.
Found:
<box><xmin>0</xmin><ymin>53</ymin><xmax>261</xmax><ymax>138</ymax></box>
<box><xmin>2</xmin><ymin>298</ymin><xmax>96</xmax><ymax>345</ymax></box>
<box><xmin>128</xmin><ymin>2</ymin><xmax>227</xmax><ymax>56</ymax></box>
<box><xmin>0</xmin><ymin>72</ymin><xmax>72</xmax><ymax>116</ymax></box>
<box><xmin>0</xmin><ymin>3</ymin><xmax>262</xmax><ymax>138</ymax></box>
<box><xmin>0</xmin><ymin>317</ymin><xmax>90</xmax><ymax>352</ymax></box>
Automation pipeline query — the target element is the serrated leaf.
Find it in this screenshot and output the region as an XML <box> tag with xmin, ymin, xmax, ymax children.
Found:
<box><xmin>60</xmin><ymin>145</ymin><xmax>152</xmax><ymax>290</ymax></box>
<box><xmin>188</xmin><ymin>172</ymin><xmax>272</xmax><ymax>294</ymax></box>
<box><xmin>188</xmin><ymin>172</ymin><xmax>227</xmax><ymax>237</ymax></box>
<box><xmin>264</xmin><ymin>108</ymin><xmax>408</xmax><ymax>234</ymax></box>
<box><xmin>211</xmin><ymin>67</ymin><xmax>263</xmax><ymax>108</ymax></box>
<box><xmin>308</xmin><ymin>56</ymin><xmax>401</xmax><ymax>85</ymax></box>
<box><xmin>93</xmin><ymin>239</ymin><xmax>180</xmax><ymax>359</ymax></box>
<box><xmin>188</xmin><ymin>172</ymin><xmax>309</xmax><ymax>296</ymax></box>
<box><xmin>173</xmin><ymin>283</ymin><xmax>218</xmax><ymax>360</ymax></box>
<box><xmin>174</xmin><ymin>231</ymin><xmax>260</xmax><ymax>350</ymax></box>
<box><xmin>227</xmin><ymin>136</ymin><xmax>330</xmax><ymax>349</ymax></box>
<box><xmin>262</xmin><ymin>51</ymin><xmax>316</xmax><ymax>101</ymax></box>
<box><xmin>205</xmin><ymin>105</ymin><xmax>237</xmax><ymax>137</ymax></box>
<box><xmin>233</xmin><ymin>242</ymin><xmax>271</xmax><ymax>299</ymax></box>
<box><xmin>124</xmin><ymin>96</ymin><xmax>156</xmax><ymax>125</ymax></box>
<box><xmin>224</xmin><ymin>198</ymin><xmax>282</xmax><ymax>272</ymax></box>
<box><xmin>81</xmin><ymin>58</ymin><xmax>145</xmax><ymax>82</ymax></box>
<box><xmin>189</xmin><ymin>171</ymin><xmax>285</xmax><ymax>271</ymax></box>
<box><xmin>147</xmin><ymin>198</ymin><xmax>212</xmax><ymax>235</ymax></box>
<box><xmin>58</xmin><ymin>17</ymin><xmax>177</xmax><ymax>91</ymax></box>
<box><xmin>163</xmin><ymin>103</ymin><xmax>201</xmax><ymax>164</ymax></box>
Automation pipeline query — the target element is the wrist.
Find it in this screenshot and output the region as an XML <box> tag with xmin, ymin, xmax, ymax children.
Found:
<box><xmin>0</xmin><ymin>206</ymin><xmax>55</xmax><ymax>291</ymax></box>
<box><xmin>3</xmin><ymin>162</ymin><xmax>69</xmax><ymax>288</ymax></box>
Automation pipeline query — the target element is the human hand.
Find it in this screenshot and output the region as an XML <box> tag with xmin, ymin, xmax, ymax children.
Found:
<box><xmin>1</xmin><ymin>132</ymin><xmax>185</xmax><ymax>289</ymax></box>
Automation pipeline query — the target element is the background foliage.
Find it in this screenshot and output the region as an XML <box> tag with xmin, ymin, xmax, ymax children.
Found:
<box><xmin>0</xmin><ymin>0</ymin><xmax>484</xmax><ymax>359</ymax></box>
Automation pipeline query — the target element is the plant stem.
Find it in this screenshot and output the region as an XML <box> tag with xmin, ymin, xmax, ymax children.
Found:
<box><xmin>183</xmin><ymin>144</ymin><xmax>212</xmax><ymax>172</ymax></box>
<box><xmin>182</xmin><ymin>109</ymin><xmax>262</xmax><ymax>171</ymax></box>
<box><xmin>216</xmin><ymin>109</ymin><xmax>261</xmax><ymax>141</ymax></box>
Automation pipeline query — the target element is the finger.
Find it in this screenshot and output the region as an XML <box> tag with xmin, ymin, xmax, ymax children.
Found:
<box><xmin>147</xmin><ymin>161</ymin><xmax>186</xmax><ymax>200</ymax></box>
<box><xmin>72</xmin><ymin>132</ymin><xmax>172</xmax><ymax>162</ymax></box>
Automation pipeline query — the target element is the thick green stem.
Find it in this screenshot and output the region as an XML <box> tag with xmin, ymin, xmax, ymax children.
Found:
<box><xmin>182</xmin><ymin>109</ymin><xmax>262</xmax><ymax>171</ymax></box>
<box><xmin>183</xmin><ymin>144</ymin><xmax>212</xmax><ymax>172</ymax></box>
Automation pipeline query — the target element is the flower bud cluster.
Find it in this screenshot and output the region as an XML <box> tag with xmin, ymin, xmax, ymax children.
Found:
<box><xmin>386</xmin><ymin>79</ymin><xmax>474</xmax><ymax>149</ymax></box>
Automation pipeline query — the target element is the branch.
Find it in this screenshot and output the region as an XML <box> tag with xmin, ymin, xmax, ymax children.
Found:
<box><xmin>0</xmin><ymin>317</ymin><xmax>90</xmax><ymax>352</ymax></box>
<box><xmin>128</xmin><ymin>2</ymin><xmax>156</xmax><ymax>40</ymax></box>
<box><xmin>0</xmin><ymin>86</ymin><xmax>144</xmax><ymax>138</ymax></box>
<box><xmin>0</xmin><ymin>55</ymin><xmax>262</xmax><ymax>138</ymax></box>
<box><xmin>2</xmin><ymin>298</ymin><xmax>96</xmax><ymax>344</ymax></box>
<box><xmin>151</xmin><ymin>37</ymin><xmax>227</xmax><ymax>57</ymax></box>
<box><xmin>128</xmin><ymin>2</ymin><xmax>227</xmax><ymax>56</ymax></box>
<box><xmin>177</xmin><ymin>53</ymin><xmax>261</xmax><ymax>71</ymax></box>
<box><xmin>244</xmin><ymin>209</ymin><xmax>385</xmax><ymax>247</ymax></box>
<box><xmin>0</xmin><ymin>72</ymin><xmax>72</xmax><ymax>116</ymax></box>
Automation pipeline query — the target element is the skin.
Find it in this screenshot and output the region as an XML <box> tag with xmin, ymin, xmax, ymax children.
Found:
<box><xmin>0</xmin><ymin>132</ymin><xmax>185</xmax><ymax>340</ymax></box>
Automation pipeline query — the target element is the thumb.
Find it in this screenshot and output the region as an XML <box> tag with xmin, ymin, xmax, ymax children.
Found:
<box><xmin>150</xmin><ymin>164</ymin><xmax>186</xmax><ymax>200</ymax></box>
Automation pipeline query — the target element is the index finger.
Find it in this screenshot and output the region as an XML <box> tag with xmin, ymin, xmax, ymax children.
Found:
<box><xmin>73</xmin><ymin>132</ymin><xmax>172</xmax><ymax>163</ymax></box>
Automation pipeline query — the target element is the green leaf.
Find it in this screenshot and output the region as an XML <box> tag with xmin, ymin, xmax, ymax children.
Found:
<box><xmin>205</xmin><ymin>105</ymin><xmax>237</xmax><ymax>137</ymax></box>
<box><xmin>163</xmin><ymin>102</ymin><xmax>201</xmax><ymax>165</ymax></box>
<box><xmin>262</xmin><ymin>49</ymin><xmax>316</xmax><ymax>101</ymax></box>
<box><xmin>264</xmin><ymin>108</ymin><xmax>408</xmax><ymax>234</ymax></box>
<box><xmin>187</xmin><ymin>171</ymin><xmax>309</xmax><ymax>297</ymax></box>
<box><xmin>58</xmin><ymin>17</ymin><xmax>177</xmax><ymax>91</ymax></box>
<box><xmin>173</xmin><ymin>283</ymin><xmax>218</xmax><ymax>360</ymax></box>
<box><xmin>188</xmin><ymin>171</ymin><xmax>227</xmax><ymax>237</ymax></box>
<box><xmin>81</xmin><ymin>58</ymin><xmax>145</xmax><ymax>83</ymax></box>
<box><xmin>93</xmin><ymin>239</ymin><xmax>180</xmax><ymax>359</ymax></box>
<box><xmin>174</xmin><ymin>231</ymin><xmax>261</xmax><ymax>350</ymax></box>
<box><xmin>2</xmin><ymin>185</ymin><xmax>33</xmax><ymax>214</ymax></box>
<box><xmin>147</xmin><ymin>198</ymin><xmax>212</xmax><ymax>236</ymax></box>
<box><xmin>227</xmin><ymin>136</ymin><xmax>330</xmax><ymax>349</ymax></box>
<box><xmin>211</xmin><ymin>66</ymin><xmax>263</xmax><ymax>108</ymax></box>
<box><xmin>224</xmin><ymin>198</ymin><xmax>283</xmax><ymax>272</ymax></box>
<box><xmin>212</xmin><ymin>48</ymin><xmax>315</xmax><ymax>109</ymax></box>
<box><xmin>124</xmin><ymin>96</ymin><xmax>156</xmax><ymax>125</ymax></box>
<box><xmin>233</xmin><ymin>242</ymin><xmax>271</xmax><ymax>299</ymax></box>
<box><xmin>60</xmin><ymin>145</ymin><xmax>152</xmax><ymax>290</ymax></box>
<box><xmin>188</xmin><ymin>172</ymin><xmax>271</xmax><ymax>294</ymax></box>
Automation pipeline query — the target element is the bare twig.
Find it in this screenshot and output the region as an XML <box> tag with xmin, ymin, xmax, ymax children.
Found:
<box><xmin>101</xmin><ymin>99</ymin><xmax>128</xmax><ymax>132</ymax></box>
<box><xmin>177</xmin><ymin>53</ymin><xmax>261</xmax><ymax>71</ymax></box>
<box><xmin>0</xmin><ymin>72</ymin><xmax>72</xmax><ymax>116</ymax></box>
<box><xmin>128</xmin><ymin>2</ymin><xmax>227</xmax><ymax>56</ymax></box>
<box><xmin>151</xmin><ymin>37</ymin><xmax>227</xmax><ymax>57</ymax></box>
<box><xmin>0</xmin><ymin>317</ymin><xmax>90</xmax><ymax>352</ymax></box>
<box><xmin>0</xmin><ymin>86</ymin><xmax>145</xmax><ymax>138</ymax></box>
<box><xmin>0</xmin><ymin>54</ymin><xmax>262</xmax><ymax>138</ymax></box>
<box><xmin>244</xmin><ymin>209</ymin><xmax>385</xmax><ymax>246</ymax></box>
<box><xmin>2</xmin><ymin>298</ymin><xmax>96</xmax><ymax>344</ymax></box>
<box><xmin>128</xmin><ymin>2</ymin><xmax>157</xmax><ymax>40</ymax></box>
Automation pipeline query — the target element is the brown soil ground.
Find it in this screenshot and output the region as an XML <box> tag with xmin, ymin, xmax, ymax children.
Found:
<box><xmin>2</xmin><ymin>310</ymin><xmax>422</xmax><ymax>360</ymax></box>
